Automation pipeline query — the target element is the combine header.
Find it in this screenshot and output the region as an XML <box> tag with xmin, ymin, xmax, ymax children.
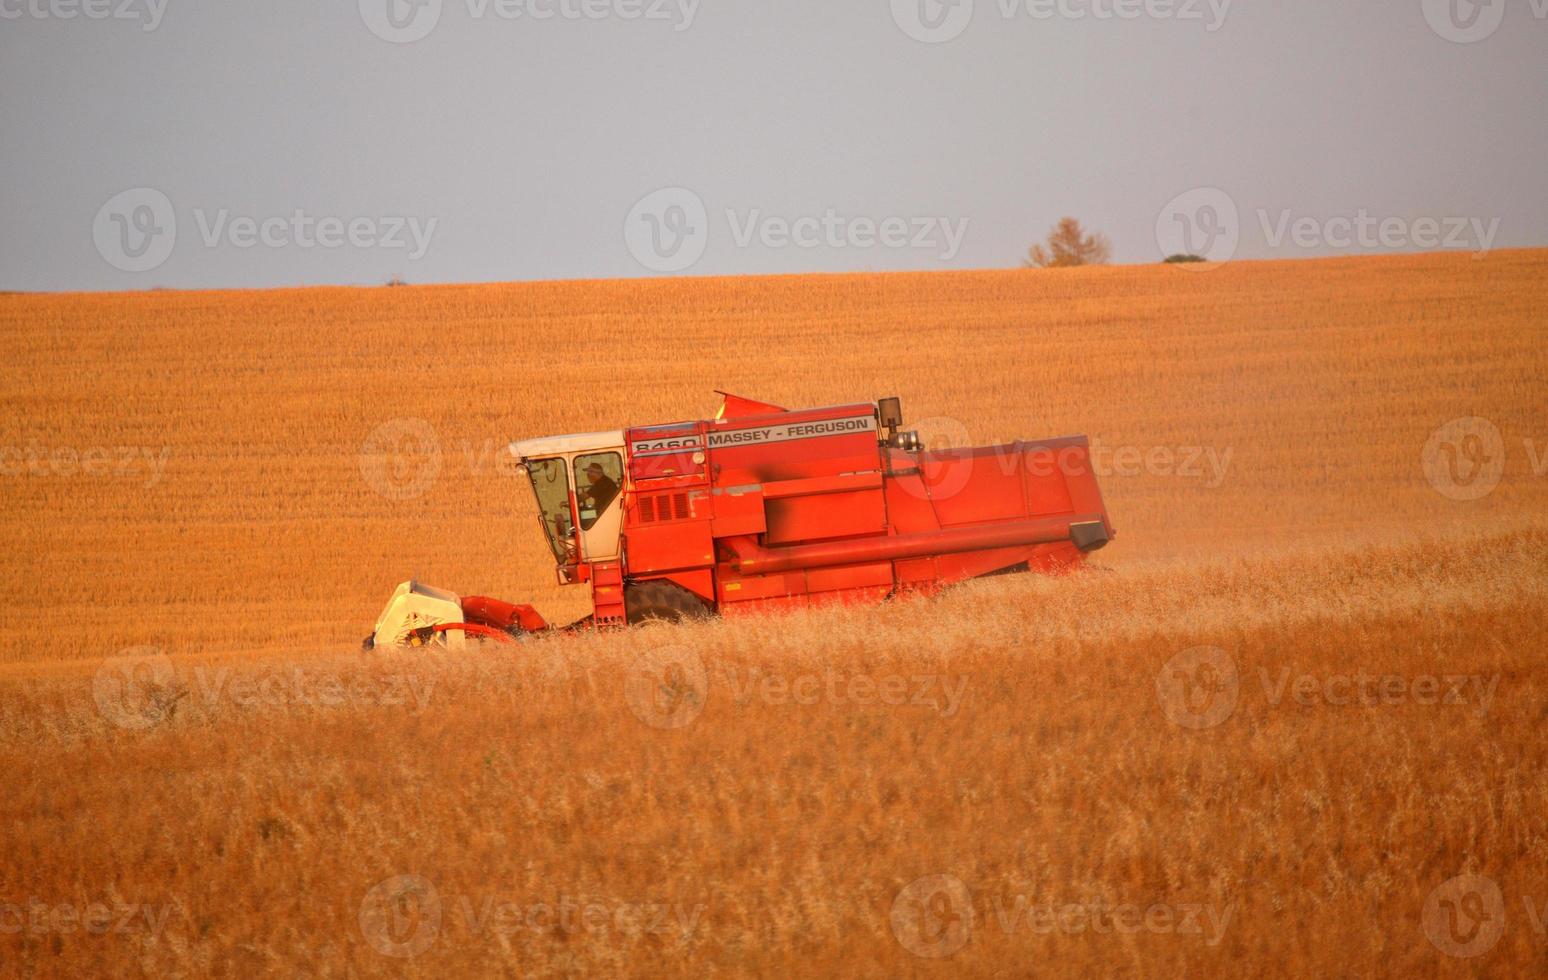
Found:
<box><xmin>367</xmin><ymin>393</ymin><xmax>1113</xmax><ymax>646</ymax></box>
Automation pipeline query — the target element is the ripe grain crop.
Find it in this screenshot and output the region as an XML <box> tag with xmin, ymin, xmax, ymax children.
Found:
<box><xmin>0</xmin><ymin>251</ymin><xmax>1544</xmax><ymax>976</ymax></box>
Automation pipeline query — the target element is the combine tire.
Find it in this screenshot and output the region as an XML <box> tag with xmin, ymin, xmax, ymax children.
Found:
<box><xmin>624</xmin><ymin>580</ymin><xmax>712</xmax><ymax>625</ymax></box>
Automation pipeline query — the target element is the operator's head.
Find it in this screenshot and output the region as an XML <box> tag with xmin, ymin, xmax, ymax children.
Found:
<box><xmin>586</xmin><ymin>462</ymin><xmax>606</xmax><ymax>484</ymax></box>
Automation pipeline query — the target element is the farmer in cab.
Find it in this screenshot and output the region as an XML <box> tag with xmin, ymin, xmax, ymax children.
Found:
<box><xmin>582</xmin><ymin>460</ymin><xmax>619</xmax><ymax>515</ymax></box>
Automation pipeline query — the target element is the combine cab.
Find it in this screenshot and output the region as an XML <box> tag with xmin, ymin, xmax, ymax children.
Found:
<box><xmin>366</xmin><ymin>393</ymin><xmax>1113</xmax><ymax>646</ymax></box>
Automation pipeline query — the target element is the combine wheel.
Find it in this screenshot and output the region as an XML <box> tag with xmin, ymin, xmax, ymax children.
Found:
<box><xmin>624</xmin><ymin>580</ymin><xmax>712</xmax><ymax>625</ymax></box>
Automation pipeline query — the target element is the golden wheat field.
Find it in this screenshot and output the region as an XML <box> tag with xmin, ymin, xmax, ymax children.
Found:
<box><xmin>1</xmin><ymin>250</ymin><xmax>1545</xmax><ymax>977</ymax></box>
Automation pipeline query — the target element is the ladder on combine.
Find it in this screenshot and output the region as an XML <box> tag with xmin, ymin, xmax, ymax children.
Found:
<box><xmin>590</xmin><ymin>562</ymin><xmax>627</xmax><ymax>627</ymax></box>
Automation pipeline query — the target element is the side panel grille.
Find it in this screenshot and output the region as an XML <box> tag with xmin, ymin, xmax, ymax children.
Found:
<box><xmin>636</xmin><ymin>492</ymin><xmax>693</xmax><ymax>523</ymax></box>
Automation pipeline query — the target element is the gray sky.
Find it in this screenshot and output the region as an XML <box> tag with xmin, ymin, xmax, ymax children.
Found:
<box><xmin>2</xmin><ymin>0</ymin><xmax>1545</xmax><ymax>291</ymax></box>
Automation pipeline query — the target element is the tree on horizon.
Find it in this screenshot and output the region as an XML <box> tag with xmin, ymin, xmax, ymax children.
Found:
<box><xmin>1025</xmin><ymin>217</ymin><xmax>1112</xmax><ymax>268</ymax></box>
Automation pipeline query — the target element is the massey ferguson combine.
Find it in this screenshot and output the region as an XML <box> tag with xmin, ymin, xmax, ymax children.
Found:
<box><xmin>366</xmin><ymin>393</ymin><xmax>1113</xmax><ymax>647</ymax></box>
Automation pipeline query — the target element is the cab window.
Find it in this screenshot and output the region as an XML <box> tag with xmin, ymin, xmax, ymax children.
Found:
<box><xmin>525</xmin><ymin>457</ymin><xmax>574</xmax><ymax>562</ymax></box>
<box><xmin>574</xmin><ymin>452</ymin><xmax>623</xmax><ymax>530</ymax></box>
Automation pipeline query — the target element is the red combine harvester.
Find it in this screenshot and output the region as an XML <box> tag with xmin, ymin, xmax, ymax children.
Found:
<box><xmin>366</xmin><ymin>393</ymin><xmax>1114</xmax><ymax>646</ymax></box>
